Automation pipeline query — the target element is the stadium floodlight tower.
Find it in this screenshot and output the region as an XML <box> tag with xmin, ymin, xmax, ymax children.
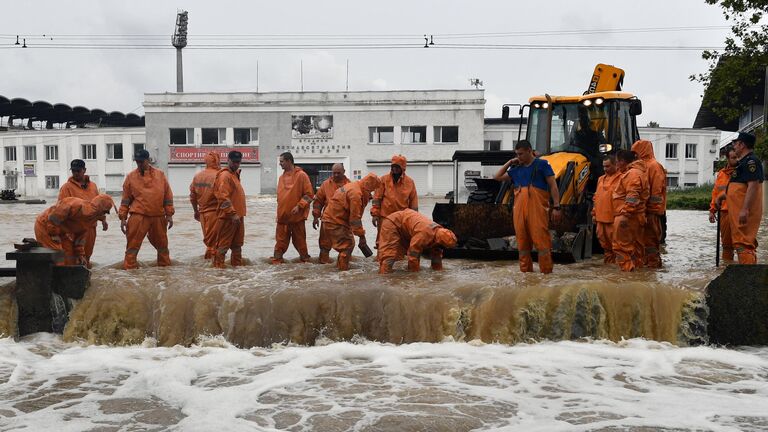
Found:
<box><xmin>172</xmin><ymin>10</ymin><xmax>188</xmax><ymax>92</ymax></box>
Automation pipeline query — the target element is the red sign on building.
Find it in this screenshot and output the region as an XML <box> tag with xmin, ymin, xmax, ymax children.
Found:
<box><xmin>169</xmin><ymin>146</ymin><xmax>259</xmax><ymax>163</ymax></box>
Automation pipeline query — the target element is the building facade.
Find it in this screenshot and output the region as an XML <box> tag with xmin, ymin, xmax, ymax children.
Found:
<box><xmin>1</xmin><ymin>128</ymin><xmax>145</xmax><ymax>197</ymax></box>
<box><xmin>143</xmin><ymin>90</ymin><xmax>486</xmax><ymax>196</ymax></box>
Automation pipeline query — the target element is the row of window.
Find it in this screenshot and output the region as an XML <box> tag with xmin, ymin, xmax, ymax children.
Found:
<box><xmin>170</xmin><ymin>128</ymin><xmax>259</xmax><ymax>145</ymax></box>
<box><xmin>666</xmin><ymin>177</ymin><xmax>697</xmax><ymax>188</ymax></box>
<box><xmin>3</xmin><ymin>143</ymin><xmax>144</xmax><ymax>162</ymax></box>
<box><xmin>665</xmin><ymin>143</ymin><xmax>697</xmax><ymax>160</ymax></box>
<box><xmin>368</xmin><ymin>126</ymin><xmax>459</xmax><ymax>144</ymax></box>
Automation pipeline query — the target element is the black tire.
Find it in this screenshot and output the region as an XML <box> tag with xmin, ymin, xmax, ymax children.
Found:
<box><xmin>467</xmin><ymin>190</ymin><xmax>494</xmax><ymax>204</ymax></box>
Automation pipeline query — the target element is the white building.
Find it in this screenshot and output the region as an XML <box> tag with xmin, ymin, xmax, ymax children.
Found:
<box><xmin>142</xmin><ymin>90</ymin><xmax>486</xmax><ymax>196</ymax></box>
<box><xmin>1</xmin><ymin>128</ymin><xmax>145</xmax><ymax>197</ymax></box>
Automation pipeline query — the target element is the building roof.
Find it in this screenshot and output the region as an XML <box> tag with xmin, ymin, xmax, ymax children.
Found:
<box><xmin>0</xmin><ymin>95</ymin><xmax>145</xmax><ymax>129</ymax></box>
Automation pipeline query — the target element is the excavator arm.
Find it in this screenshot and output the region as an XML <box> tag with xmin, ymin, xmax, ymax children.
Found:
<box><xmin>585</xmin><ymin>64</ymin><xmax>625</xmax><ymax>94</ymax></box>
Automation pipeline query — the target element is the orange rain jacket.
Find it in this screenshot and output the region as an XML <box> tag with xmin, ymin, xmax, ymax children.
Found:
<box><xmin>277</xmin><ymin>167</ymin><xmax>314</xmax><ymax>224</ymax></box>
<box><xmin>377</xmin><ymin>209</ymin><xmax>457</xmax><ymax>273</ymax></box>
<box><xmin>593</xmin><ymin>171</ymin><xmax>621</xmax><ymax>224</ymax></box>
<box><xmin>710</xmin><ymin>167</ymin><xmax>734</xmax><ymax>212</ymax></box>
<box><xmin>312</xmin><ymin>175</ymin><xmax>350</xmax><ymax>219</ymax></box>
<box><xmin>612</xmin><ymin>160</ymin><xmax>649</xmax><ymax>271</ymax></box>
<box><xmin>119</xmin><ymin>166</ymin><xmax>175</xmax><ymax>220</ymax></box>
<box><xmin>371</xmin><ymin>155</ymin><xmax>418</xmax><ymax>218</ymax></box>
<box><xmin>59</xmin><ymin>175</ymin><xmax>99</xmax><ymax>201</ymax></box>
<box><xmin>323</xmin><ymin>173</ymin><xmax>381</xmax><ymax>237</ymax></box>
<box><xmin>214</xmin><ymin>167</ymin><xmax>246</xmax><ymax>218</ymax></box>
<box><xmin>631</xmin><ymin>140</ymin><xmax>666</xmax><ymax>215</ymax></box>
<box><xmin>190</xmin><ymin>152</ymin><xmax>221</xmax><ymax>214</ymax></box>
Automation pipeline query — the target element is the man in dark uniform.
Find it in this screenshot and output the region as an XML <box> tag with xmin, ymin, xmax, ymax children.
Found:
<box><xmin>716</xmin><ymin>132</ymin><xmax>764</xmax><ymax>264</ymax></box>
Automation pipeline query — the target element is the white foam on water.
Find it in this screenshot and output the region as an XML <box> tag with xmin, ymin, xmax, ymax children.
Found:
<box><xmin>1</xmin><ymin>335</ymin><xmax>767</xmax><ymax>431</ymax></box>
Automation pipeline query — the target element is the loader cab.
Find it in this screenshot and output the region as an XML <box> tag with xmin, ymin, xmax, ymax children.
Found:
<box><xmin>527</xmin><ymin>92</ymin><xmax>642</xmax><ymax>164</ymax></box>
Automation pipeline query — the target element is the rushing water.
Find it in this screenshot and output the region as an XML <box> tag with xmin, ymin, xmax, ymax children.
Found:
<box><xmin>0</xmin><ymin>198</ymin><xmax>767</xmax><ymax>431</ymax></box>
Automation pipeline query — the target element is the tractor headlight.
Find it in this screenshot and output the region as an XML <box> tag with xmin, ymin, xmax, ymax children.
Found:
<box><xmin>595</xmin><ymin>98</ymin><xmax>604</xmax><ymax>105</ymax></box>
<box><xmin>583</xmin><ymin>99</ymin><xmax>592</xmax><ymax>107</ymax></box>
<box><xmin>599</xmin><ymin>143</ymin><xmax>613</xmax><ymax>153</ymax></box>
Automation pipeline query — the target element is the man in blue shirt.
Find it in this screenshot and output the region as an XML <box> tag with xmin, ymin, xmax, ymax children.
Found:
<box><xmin>494</xmin><ymin>140</ymin><xmax>562</xmax><ymax>273</ymax></box>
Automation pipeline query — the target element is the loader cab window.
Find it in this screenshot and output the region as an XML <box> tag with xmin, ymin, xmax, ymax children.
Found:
<box><xmin>608</xmin><ymin>101</ymin><xmax>634</xmax><ymax>152</ymax></box>
<box><xmin>528</xmin><ymin>102</ymin><xmax>606</xmax><ymax>157</ymax></box>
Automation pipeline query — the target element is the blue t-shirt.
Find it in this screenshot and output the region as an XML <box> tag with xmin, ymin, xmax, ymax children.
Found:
<box><xmin>507</xmin><ymin>158</ymin><xmax>555</xmax><ymax>191</ymax></box>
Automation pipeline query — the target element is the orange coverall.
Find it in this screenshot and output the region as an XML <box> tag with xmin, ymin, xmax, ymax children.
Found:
<box><xmin>371</xmin><ymin>155</ymin><xmax>418</xmax><ymax>247</ymax></box>
<box><xmin>212</xmin><ymin>167</ymin><xmax>247</xmax><ymax>268</ymax></box>
<box><xmin>119</xmin><ymin>166</ymin><xmax>175</xmax><ymax>270</ymax></box>
<box><xmin>632</xmin><ymin>140</ymin><xmax>667</xmax><ymax>268</ymax></box>
<box><xmin>377</xmin><ymin>209</ymin><xmax>457</xmax><ymax>273</ymax></box>
<box><xmin>322</xmin><ymin>173</ymin><xmax>381</xmax><ymax>270</ymax></box>
<box><xmin>58</xmin><ymin>175</ymin><xmax>101</xmax><ymax>265</ymax></box>
<box><xmin>312</xmin><ymin>175</ymin><xmax>350</xmax><ymax>263</ymax></box>
<box><xmin>724</xmin><ymin>153</ymin><xmax>764</xmax><ymax>264</ymax></box>
<box><xmin>189</xmin><ymin>152</ymin><xmax>221</xmax><ymax>259</ymax></box>
<box><xmin>710</xmin><ymin>167</ymin><xmax>734</xmax><ymax>262</ymax></box>
<box><xmin>611</xmin><ymin>160</ymin><xmax>649</xmax><ymax>272</ymax></box>
<box><xmin>273</xmin><ymin>167</ymin><xmax>314</xmax><ymax>263</ymax></box>
<box><xmin>592</xmin><ymin>171</ymin><xmax>621</xmax><ymax>263</ymax></box>
<box><xmin>35</xmin><ymin>195</ymin><xmax>115</xmax><ymax>265</ymax></box>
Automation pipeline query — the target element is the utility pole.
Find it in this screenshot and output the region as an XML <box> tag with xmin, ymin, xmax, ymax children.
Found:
<box><xmin>172</xmin><ymin>11</ymin><xmax>188</xmax><ymax>93</ymax></box>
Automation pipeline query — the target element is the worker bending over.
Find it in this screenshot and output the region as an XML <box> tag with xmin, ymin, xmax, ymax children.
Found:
<box><xmin>494</xmin><ymin>140</ymin><xmax>562</xmax><ymax>274</ymax></box>
<box><xmin>35</xmin><ymin>195</ymin><xmax>115</xmax><ymax>266</ymax></box>
<box><xmin>377</xmin><ymin>209</ymin><xmax>457</xmax><ymax>274</ymax></box>
<box><xmin>58</xmin><ymin>159</ymin><xmax>108</xmax><ymax>267</ymax></box>
<box><xmin>321</xmin><ymin>173</ymin><xmax>381</xmax><ymax>271</ymax></box>
<box><xmin>312</xmin><ymin>163</ymin><xmax>350</xmax><ymax>264</ymax></box>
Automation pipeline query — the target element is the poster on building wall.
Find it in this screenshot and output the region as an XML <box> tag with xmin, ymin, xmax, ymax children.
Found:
<box><xmin>23</xmin><ymin>164</ymin><xmax>35</xmax><ymax>175</ymax></box>
<box><xmin>291</xmin><ymin>115</ymin><xmax>333</xmax><ymax>141</ymax></box>
<box><xmin>169</xmin><ymin>146</ymin><xmax>259</xmax><ymax>163</ymax></box>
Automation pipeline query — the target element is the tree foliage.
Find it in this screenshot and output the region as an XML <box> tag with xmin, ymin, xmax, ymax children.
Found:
<box><xmin>647</xmin><ymin>121</ymin><xmax>660</xmax><ymax>128</ymax></box>
<box><xmin>691</xmin><ymin>0</ymin><xmax>768</xmax><ymax>122</ymax></box>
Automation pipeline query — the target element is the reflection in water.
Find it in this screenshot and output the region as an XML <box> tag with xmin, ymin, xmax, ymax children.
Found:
<box><xmin>0</xmin><ymin>198</ymin><xmax>766</xmax><ymax>430</ymax></box>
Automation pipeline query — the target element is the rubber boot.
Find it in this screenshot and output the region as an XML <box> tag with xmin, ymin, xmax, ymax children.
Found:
<box><xmin>337</xmin><ymin>253</ymin><xmax>350</xmax><ymax>271</ymax></box>
<box><xmin>318</xmin><ymin>249</ymin><xmax>333</xmax><ymax>264</ymax></box>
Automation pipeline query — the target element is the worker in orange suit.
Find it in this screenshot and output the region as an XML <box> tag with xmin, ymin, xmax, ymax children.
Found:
<box><xmin>370</xmin><ymin>155</ymin><xmax>418</xmax><ymax>248</ymax></box>
<box><xmin>272</xmin><ymin>152</ymin><xmax>314</xmax><ymax>264</ymax></box>
<box><xmin>611</xmin><ymin>150</ymin><xmax>649</xmax><ymax>272</ymax></box>
<box><xmin>35</xmin><ymin>195</ymin><xmax>115</xmax><ymax>266</ymax></box>
<box><xmin>709</xmin><ymin>146</ymin><xmax>739</xmax><ymax>262</ymax></box>
<box><xmin>58</xmin><ymin>159</ymin><xmax>108</xmax><ymax>267</ymax></box>
<box><xmin>592</xmin><ymin>155</ymin><xmax>621</xmax><ymax>264</ymax></box>
<box><xmin>716</xmin><ymin>132</ymin><xmax>764</xmax><ymax>264</ymax></box>
<box><xmin>377</xmin><ymin>209</ymin><xmax>458</xmax><ymax>274</ymax></box>
<box><xmin>189</xmin><ymin>151</ymin><xmax>221</xmax><ymax>259</ymax></box>
<box><xmin>631</xmin><ymin>139</ymin><xmax>667</xmax><ymax>268</ymax></box>
<box><xmin>312</xmin><ymin>163</ymin><xmax>350</xmax><ymax>264</ymax></box>
<box><xmin>212</xmin><ymin>151</ymin><xmax>246</xmax><ymax>268</ymax></box>
<box><xmin>321</xmin><ymin>173</ymin><xmax>381</xmax><ymax>271</ymax></box>
<box><xmin>118</xmin><ymin>149</ymin><xmax>175</xmax><ymax>270</ymax></box>
<box><xmin>493</xmin><ymin>140</ymin><xmax>562</xmax><ymax>274</ymax></box>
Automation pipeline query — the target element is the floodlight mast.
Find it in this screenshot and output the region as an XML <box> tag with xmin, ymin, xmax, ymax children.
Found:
<box><xmin>172</xmin><ymin>11</ymin><xmax>188</xmax><ymax>92</ymax></box>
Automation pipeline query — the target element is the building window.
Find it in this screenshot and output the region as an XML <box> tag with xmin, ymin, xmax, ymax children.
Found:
<box><xmin>45</xmin><ymin>145</ymin><xmax>58</xmax><ymax>161</ymax></box>
<box><xmin>24</xmin><ymin>146</ymin><xmax>36</xmax><ymax>161</ymax></box>
<box><xmin>81</xmin><ymin>144</ymin><xmax>97</xmax><ymax>160</ymax></box>
<box><xmin>667</xmin><ymin>176</ymin><xmax>679</xmax><ymax>188</ymax></box>
<box><xmin>684</xmin><ymin>182</ymin><xmax>697</xmax><ymax>188</ymax></box>
<box><xmin>685</xmin><ymin>143</ymin><xmax>697</xmax><ymax>159</ymax></box>
<box><xmin>107</xmin><ymin>143</ymin><xmax>123</xmax><ymax>160</ymax></box>
<box><xmin>169</xmin><ymin>128</ymin><xmax>194</xmax><ymax>145</ymax></box>
<box><xmin>401</xmin><ymin>126</ymin><xmax>427</xmax><ymax>144</ymax></box>
<box><xmin>133</xmin><ymin>143</ymin><xmax>145</xmax><ymax>153</ymax></box>
<box><xmin>434</xmin><ymin>126</ymin><xmax>459</xmax><ymax>143</ymax></box>
<box><xmin>4</xmin><ymin>147</ymin><xmax>17</xmax><ymax>162</ymax></box>
<box><xmin>665</xmin><ymin>142</ymin><xmax>678</xmax><ymax>159</ymax></box>
<box><xmin>369</xmin><ymin>126</ymin><xmax>394</xmax><ymax>144</ymax></box>
<box><xmin>234</xmin><ymin>128</ymin><xmax>259</xmax><ymax>145</ymax></box>
<box><xmin>484</xmin><ymin>140</ymin><xmax>501</xmax><ymax>151</ymax></box>
<box><xmin>45</xmin><ymin>176</ymin><xmax>60</xmax><ymax>189</ymax></box>
<box><xmin>202</xmin><ymin>128</ymin><xmax>226</xmax><ymax>145</ymax></box>
<box><xmin>5</xmin><ymin>175</ymin><xmax>18</xmax><ymax>190</ymax></box>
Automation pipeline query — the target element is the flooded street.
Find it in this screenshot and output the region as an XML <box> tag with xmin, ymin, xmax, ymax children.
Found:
<box><xmin>1</xmin><ymin>198</ymin><xmax>767</xmax><ymax>430</ymax></box>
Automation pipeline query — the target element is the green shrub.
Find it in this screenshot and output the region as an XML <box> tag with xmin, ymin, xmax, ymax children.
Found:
<box><xmin>666</xmin><ymin>184</ymin><xmax>713</xmax><ymax>210</ymax></box>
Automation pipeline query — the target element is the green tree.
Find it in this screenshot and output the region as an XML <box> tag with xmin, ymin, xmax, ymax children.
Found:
<box><xmin>647</xmin><ymin>121</ymin><xmax>660</xmax><ymax>128</ymax></box>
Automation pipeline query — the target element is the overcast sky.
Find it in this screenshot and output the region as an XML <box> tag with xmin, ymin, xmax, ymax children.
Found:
<box><xmin>1</xmin><ymin>0</ymin><xmax>734</xmax><ymax>128</ymax></box>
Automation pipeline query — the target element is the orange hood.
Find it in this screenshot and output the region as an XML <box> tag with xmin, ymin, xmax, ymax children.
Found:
<box><xmin>435</xmin><ymin>228</ymin><xmax>457</xmax><ymax>248</ymax></box>
<box><xmin>631</xmin><ymin>140</ymin><xmax>656</xmax><ymax>161</ymax></box>
<box><xmin>205</xmin><ymin>151</ymin><xmax>220</xmax><ymax>169</ymax></box>
<box><xmin>360</xmin><ymin>173</ymin><xmax>381</xmax><ymax>193</ymax></box>
<box><xmin>91</xmin><ymin>194</ymin><xmax>115</xmax><ymax>213</ymax></box>
<box><xmin>391</xmin><ymin>154</ymin><xmax>407</xmax><ymax>171</ymax></box>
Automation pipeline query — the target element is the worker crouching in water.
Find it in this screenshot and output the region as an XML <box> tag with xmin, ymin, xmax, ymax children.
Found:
<box><xmin>709</xmin><ymin>145</ymin><xmax>739</xmax><ymax>262</ymax></box>
<box><xmin>212</xmin><ymin>151</ymin><xmax>246</xmax><ymax>268</ymax></box>
<box><xmin>119</xmin><ymin>150</ymin><xmax>175</xmax><ymax>270</ymax></box>
<box><xmin>35</xmin><ymin>195</ymin><xmax>115</xmax><ymax>266</ymax></box>
<box><xmin>631</xmin><ymin>139</ymin><xmax>667</xmax><ymax>268</ymax></box>
<box><xmin>370</xmin><ymin>154</ymin><xmax>418</xmax><ymax>248</ymax></box>
<box><xmin>493</xmin><ymin>140</ymin><xmax>562</xmax><ymax>274</ymax></box>
<box><xmin>189</xmin><ymin>151</ymin><xmax>221</xmax><ymax>259</ymax></box>
<box><xmin>377</xmin><ymin>209</ymin><xmax>458</xmax><ymax>273</ymax></box>
<box><xmin>321</xmin><ymin>173</ymin><xmax>381</xmax><ymax>271</ymax></box>
<box><xmin>611</xmin><ymin>150</ymin><xmax>649</xmax><ymax>272</ymax></box>
<box><xmin>312</xmin><ymin>163</ymin><xmax>350</xmax><ymax>264</ymax></box>
<box><xmin>58</xmin><ymin>159</ymin><xmax>108</xmax><ymax>267</ymax></box>
<box><xmin>272</xmin><ymin>152</ymin><xmax>314</xmax><ymax>264</ymax></box>
<box><xmin>592</xmin><ymin>155</ymin><xmax>621</xmax><ymax>264</ymax></box>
